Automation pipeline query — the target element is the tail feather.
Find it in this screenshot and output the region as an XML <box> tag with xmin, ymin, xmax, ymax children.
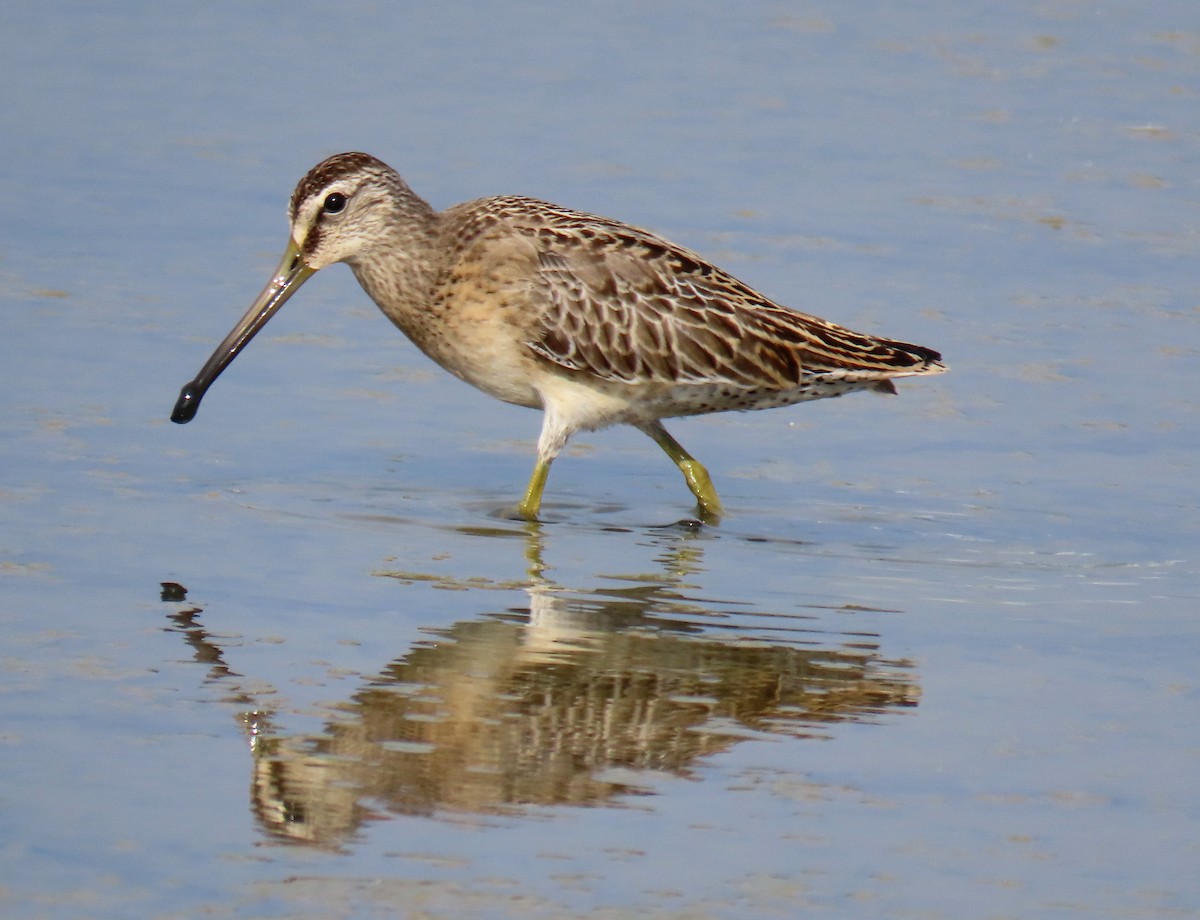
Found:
<box><xmin>886</xmin><ymin>338</ymin><xmax>945</xmax><ymax>376</ymax></box>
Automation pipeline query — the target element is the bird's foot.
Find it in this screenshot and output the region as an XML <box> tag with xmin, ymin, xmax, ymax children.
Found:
<box><xmin>678</xmin><ymin>460</ymin><xmax>723</xmax><ymax>524</ymax></box>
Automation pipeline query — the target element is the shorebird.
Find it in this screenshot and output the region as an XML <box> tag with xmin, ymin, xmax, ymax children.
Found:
<box><xmin>172</xmin><ymin>152</ymin><xmax>944</xmax><ymax>521</ymax></box>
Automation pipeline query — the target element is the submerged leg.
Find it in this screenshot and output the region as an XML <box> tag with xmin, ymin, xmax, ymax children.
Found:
<box><xmin>515</xmin><ymin>458</ymin><xmax>552</xmax><ymax>521</ymax></box>
<box><xmin>513</xmin><ymin>414</ymin><xmax>570</xmax><ymax>521</ymax></box>
<box><xmin>637</xmin><ymin>420</ymin><xmax>724</xmax><ymax>521</ymax></box>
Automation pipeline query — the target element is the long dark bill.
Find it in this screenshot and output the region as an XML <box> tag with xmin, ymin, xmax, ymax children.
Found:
<box><xmin>171</xmin><ymin>238</ymin><xmax>315</xmax><ymax>423</ymax></box>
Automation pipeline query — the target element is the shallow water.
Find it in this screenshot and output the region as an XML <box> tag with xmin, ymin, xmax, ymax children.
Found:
<box><xmin>2</xmin><ymin>2</ymin><xmax>1198</xmax><ymax>918</ymax></box>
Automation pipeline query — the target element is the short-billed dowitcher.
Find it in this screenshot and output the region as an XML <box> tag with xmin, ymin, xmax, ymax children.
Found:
<box><xmin>172</xmin><ymin>152</ymin><xmax>944</xmax><ymax>521</ymax></box>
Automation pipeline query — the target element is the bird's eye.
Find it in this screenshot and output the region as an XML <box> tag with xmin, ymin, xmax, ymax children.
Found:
<box><xmin>322</xmin><ymin>192</ymin><xmax>347</xmax><ymax>214</ymax></box>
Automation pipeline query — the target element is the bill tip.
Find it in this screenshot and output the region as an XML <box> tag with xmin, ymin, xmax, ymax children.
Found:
<box><xmin>171</xmin><ymin>383</ymin><xmax>200</xmax><ymax>424</ymax></box>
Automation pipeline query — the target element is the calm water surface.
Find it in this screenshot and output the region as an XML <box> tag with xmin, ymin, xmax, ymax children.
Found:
<box><xmin>1</xmin><ymin>2</ymin><xmax>1197</xmax><ymax>918</ymax></box>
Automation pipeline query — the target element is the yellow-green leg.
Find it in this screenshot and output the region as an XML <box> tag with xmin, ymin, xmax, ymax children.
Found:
<box><xmin>514</xmin><ymin>458</ymin><xmax>551</xmax><ymax>521</ymax></box>
<box><xmin>638</xmin><ymin>420</ymin><xmax>723</xmax><ymax>522</ymax></box>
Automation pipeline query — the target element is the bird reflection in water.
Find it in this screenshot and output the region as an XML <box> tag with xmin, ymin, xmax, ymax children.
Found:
<box><xmin>159</xmin><ymin>528</ymin><xmax>918</xmax><ymax>850</ymax></box>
